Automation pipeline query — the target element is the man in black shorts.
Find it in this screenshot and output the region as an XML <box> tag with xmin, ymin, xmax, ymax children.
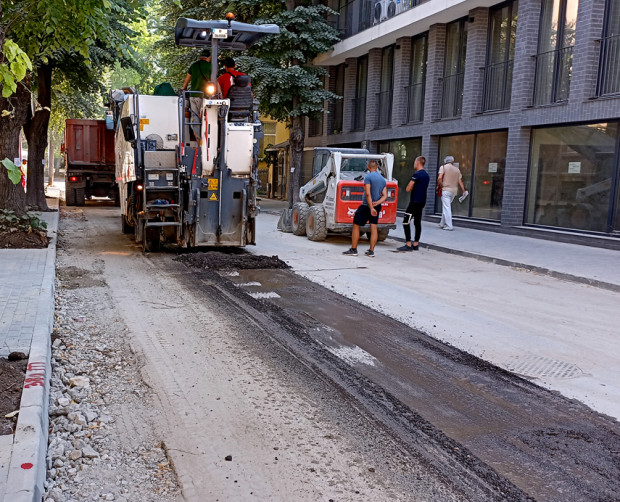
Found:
<box><xmin>343</xmin><ymin>160</ymin><xmax>387</xmax><ymax>257</ymax></box>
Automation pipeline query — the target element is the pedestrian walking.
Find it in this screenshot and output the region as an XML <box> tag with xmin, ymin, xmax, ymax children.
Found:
<box><xmin>343</xmin><ymin>159</ymin><xmax>387</xmax><ymax>257</ymax></box>
<box><xmin>396</xmin><ymin>156</ymin><xmax>429</xmax><ymax>251</ymax></box>
<box><xmin>437</xmin><ymin>155</ymin><xmax>466</xmax><ymax>231</ymax></box>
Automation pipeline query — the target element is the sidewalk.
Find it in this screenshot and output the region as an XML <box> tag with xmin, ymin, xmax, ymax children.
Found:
<box><xmin>0</xmin><ymin>192</ymin><xmax>59</xmax><ymax>502</ymax></box>
<box><xmin>259</xmin><ymin>198</ymin><xmax>620</xmax><ymax>292</ymax></box>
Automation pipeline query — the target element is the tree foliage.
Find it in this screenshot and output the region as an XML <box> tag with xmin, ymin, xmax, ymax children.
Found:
<box><xmin>0</xmin><ymin>39</ymin><xmax>32</xmax><ymax>98</ymax></box>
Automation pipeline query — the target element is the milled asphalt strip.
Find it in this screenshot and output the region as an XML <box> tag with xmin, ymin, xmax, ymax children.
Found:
<box><xmin>4</xmin><ymin>204</ymin><xmax>58</xmax><ymax>502</ymax></box>
<box><xmin>262</xmin><ymin>209</ymin><xmax>620</xmax><ymax>293</ymax></box>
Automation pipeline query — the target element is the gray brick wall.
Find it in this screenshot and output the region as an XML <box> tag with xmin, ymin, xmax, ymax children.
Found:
<box><xmin>302</xmin><ymin>0</ymin><xmax>620</xmax><ymax>239</ymax></box>
<box><xmin>343</xmin><ymin>58</ymin><xmax>358</xmax><ymax>134</ymax></box>
<box><xmin>366</xmin><ymin>48</ymin><xmax>383</xmax><ymax>132</ymax></box>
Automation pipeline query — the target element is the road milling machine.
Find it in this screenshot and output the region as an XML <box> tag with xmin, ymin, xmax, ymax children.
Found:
<box><xmin>112</xmin><ymin>14</ymin><xmax>279</xmax><ymax>251</ymax></box>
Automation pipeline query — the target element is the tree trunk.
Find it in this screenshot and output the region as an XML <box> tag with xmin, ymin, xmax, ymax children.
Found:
<box><xmin>0</xmin><ymin>77</ymin><xmax>30</xmax><ymax>216</ymax></box>
<box><xmin>24</xmin><ymin>64</ymin><xmax>51</xmax><ymax>211</ymax></box>
<box><xmin>48</xmin><ymin>136</ymin><xmax>54</xmax><ymax>187</ymax></box>
<box><xmin>288</xmin><ymin>96</ymin><xmax>305</xmax><ymax>209</ymax></box>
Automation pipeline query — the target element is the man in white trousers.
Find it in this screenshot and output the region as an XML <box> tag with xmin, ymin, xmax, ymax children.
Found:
<box><xmin>437</xmin><ymin>155</ymin><xmax>466</xmax><ymax>231</ymax></box>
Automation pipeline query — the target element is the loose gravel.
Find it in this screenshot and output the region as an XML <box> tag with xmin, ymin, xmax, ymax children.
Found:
<box><xmin>43</xmin><ymin>275</ymin><xmax>181</xmax><ymax>502</ymax></box>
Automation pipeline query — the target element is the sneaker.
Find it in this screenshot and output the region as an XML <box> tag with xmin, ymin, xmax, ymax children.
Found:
<box><xmin>438</xmin><ymin>223</ymin><xmax>445</xmax><ymax>229</ymax></box>
<box><xmin>343</xmin><ymin>248</ymin><xmax>358</xmax><ymax>256</ymax></box>
<box><xmin>364</xmin><ymin>249</ymin><xmax>375</xmax><ymax>257</ymax></box>
<box><xmin>442</xmin><ymin>227</ymin><xmax>454</xmax><ymax>231</ymax></box>
<box><xmin>396</xmin><ymin>244</ymin><xmax>413</xmax><ymax>252</ymax></box>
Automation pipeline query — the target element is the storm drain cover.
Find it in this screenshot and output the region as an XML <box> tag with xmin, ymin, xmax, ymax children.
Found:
<box><xmin>503</xmin><ymin>355</ymin><xmax>584</xmax><ymax>379</ymax></box>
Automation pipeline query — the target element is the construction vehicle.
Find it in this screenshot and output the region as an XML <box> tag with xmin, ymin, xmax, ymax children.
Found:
<box><xmin>112</xmin><ymin>14</ymin><xmax>279</xmax><ymax>251</ymax></box>
<box><xmin>290</xmin><ymin>148</ymin><xmax>398</xmax><ymax>241</ymax></box>
<box><xmin>63</xmin><ymin>119</ymin><xmax>118</xmax><ymax>206</ymax></box>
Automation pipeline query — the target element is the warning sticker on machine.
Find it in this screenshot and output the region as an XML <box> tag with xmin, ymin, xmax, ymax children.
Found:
<box><xmin>208</xmin><ymin>179</ymin><xmax>219</xmax><ymax>190</ymax></box>
<box><xmin>209</xmin><ymin>192</ymin><xmax>218</xmax><ymax>201</ymax></box>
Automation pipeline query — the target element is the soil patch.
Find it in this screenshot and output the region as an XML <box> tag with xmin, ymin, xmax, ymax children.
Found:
<box><xmin>0</xmin><ymin>357</ymin><xmax>28</xmax><ymax>435</ymax></box>
<box><xmin>56</xmin><ymin>266</ymin><xmax>107</xmax><ymax>289</ymax></box>
<box><xmin>0</xmin><ymin>228</ymin><xmax>48</xmax><ymax>249</ymax></box>
<box><xmin>176</xmin><ymin>251</ymin><xmax>290</xmax><ymax>271</ymax></box>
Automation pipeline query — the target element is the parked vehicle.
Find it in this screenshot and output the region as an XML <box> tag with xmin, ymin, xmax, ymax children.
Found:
<box><xmin>63</xmin><ymin>119</ymin><xmax>117</xmax><ymax>206</ymax></box>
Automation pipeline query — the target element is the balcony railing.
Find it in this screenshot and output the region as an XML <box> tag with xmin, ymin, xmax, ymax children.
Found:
<box><xmin>481</xmin><ymin>60</ymin><xmax>513</xmax><ymax>112</ymax></box>
<box><xmin>533</xmin><ymin>46</ymin><xmax>573</xmax><ymax>105</ymax></box>
<box><xmin>330</xmin><ymin>0</ymin><xmax>430</xmax><ymax>40</ymax></box>
<box><xmin>597</xmin><ymin>34</ymin><xmax>620</xmax><ymax>97</ymax></box>
<box><xmin>376</xmin><ymin>90</ymin><xmax>392</xmax><ymax>128</ymax></box>
<box><xmin>440</xmin><ymin>72</ymin><xmax>464</xmax><ymax>119</ymax></box>
<box><xmin>405</xmin><ymin>82</ymin><xmax>425</xmax><ymax>123</ymax></box>
<box><xmin>352</xmin><ymin>96</ymin><xmax>366</xmax><ymax>131</ymax></box>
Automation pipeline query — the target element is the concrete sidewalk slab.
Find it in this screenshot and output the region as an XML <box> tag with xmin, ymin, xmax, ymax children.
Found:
<box><xmin>0</xmin><ymin>197</ymin><xmax>58</xmax><ymax>502</ymax></box>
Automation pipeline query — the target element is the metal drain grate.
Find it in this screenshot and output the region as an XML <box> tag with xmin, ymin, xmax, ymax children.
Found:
<box><xmin>503</xmin><ymin>355</ymin><xmax>584</xmax><ymax>379</ymax></box>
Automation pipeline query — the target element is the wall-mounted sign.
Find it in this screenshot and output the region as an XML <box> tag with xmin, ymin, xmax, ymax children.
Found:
<box><xmin>488</xmin><ymin>162</ymin><xmax>498</xmax><ymax>173</ymax></box>
<box><xmin>568</xmin><ymin>162</ymin><xmax>581</xmax><ymax>174</ymax></box>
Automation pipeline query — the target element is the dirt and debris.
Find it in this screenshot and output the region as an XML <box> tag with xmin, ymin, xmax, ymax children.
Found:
<box><xmin>0</xmin><ymin>357</ymin><xmax>27</xmax><ymax>435</ymax></box>
<box><xmin>176</xmin><ymin>251</ymin><xmax>289</xmax><ymax>271</ymax></box>
<box><xmin>0</xmin><ymin>210</ymin><xmax>49</xmax><ymax>249</ymax></box>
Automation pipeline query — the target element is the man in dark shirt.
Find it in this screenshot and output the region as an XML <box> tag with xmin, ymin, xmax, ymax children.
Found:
<box><xmin>397</xmin><ymin>156</ymin><xmax>429</xmax><ymax>251</ymax></box>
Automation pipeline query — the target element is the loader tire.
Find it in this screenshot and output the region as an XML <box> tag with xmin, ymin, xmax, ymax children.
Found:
<box><xmin>65</xmin><ymin>187</ymin><xmax>76</xmax><ymax>206</ymax></box>
<box><xmin>75</xmin><ymin>187</ymin><xmax>85</xmax><ymax>207</ymax></box>
<box><xmin>306</xmin><ymin>205</ymin><xmax>327</xmax><ymax>241</ymax></box>
<box><xmin>292</xmin><ymin>202</ymin><xmax>309</xmax><ymax>236</ymax></box>
<box><xmin>366</xmin><ymin>228</ymin><xmax>390</xmax><ymax>242</ymax></box>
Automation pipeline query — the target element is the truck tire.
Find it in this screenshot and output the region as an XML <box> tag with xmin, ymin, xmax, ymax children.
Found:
<box><xmin>121</xmin><ymin>213</ymin><xmax>133</xmax><ymax>234</ymax></box>
<box><xmin>306</xmin><ymin>205</ymin><xmax>327</xmax><ymax>241</ymax></box>
<box><xmin>292</xmin><ymin>202</ymin><xmax>309</xmax><ymax>236</ymax></box>
<box><xmin>65</xmin><ymin>187</ymin><xmax>76</xmax><ymax>206</ymax></box>
<box><xmin>75</xmin><ymin>188</ymin><xmax>85</xmax><ymax>207</ymax></box>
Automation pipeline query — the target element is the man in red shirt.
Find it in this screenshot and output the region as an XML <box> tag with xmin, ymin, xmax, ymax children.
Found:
<box><xmin>217</xmin><ymin>57</ymin><xmax>246</xmax><ymax>98</ymax></box>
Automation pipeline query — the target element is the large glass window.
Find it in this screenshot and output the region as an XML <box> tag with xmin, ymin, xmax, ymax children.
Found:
<box><xmin>377</xmin><ymin>46</ymin><xmax>394</xmax><ymax>128</ymax></box>
<box><xmin>526</xmin><ymin>123</ymin><xmax>619</xmax><ymax>233</ymax></box>
<box><xmin>483</xmin><ymin>1</ymin><xmax>517</xmax><ymax>112</ymax></box>
<box><xmin>353</xmin><ymin>56</ymin><xmax>368</xmax><ymax>131</ymax></box>
<box><xmin>407</xmin><ymin>34</ymin><xmax>427</xmax><ymax>123</ymax></box>
<box><xmin>534</xmin><ymin>0</ymin><xmax>578</xmax><ymax>105</ymax></box>
<box><xmin>442</xmin><ymin>19</ymin><xmax>467</xmax><ymax>118</ymax></box>
<box><xmin>437</xmin><ymin>131</ymin><xmax>507</xmax><ymax>220</ymax></box>
<box><xmin>597</xmin><ymin>0</ymin><xmax>620</xmax><ymax>96</ymax></box>
<box><xmin>331</xmin><ymin>64</ymin><xmax>345</xmax><ymax>135</ymax></box>
<box><xmin>378</xmin><ymin>138</ymin><xmax>423</xmax><ymax>209</ymax></box>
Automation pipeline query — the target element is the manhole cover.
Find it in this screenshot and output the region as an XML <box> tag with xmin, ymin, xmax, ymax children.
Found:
<box><xmin>503</xmin><ymin>355</ymin><xmax>584</xmax><ymax>379</ymax></box>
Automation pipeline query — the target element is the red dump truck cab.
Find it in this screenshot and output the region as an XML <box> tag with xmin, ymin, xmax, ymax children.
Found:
<box><xmin>335</xmin><ymin>180</ymin><xmax>399</xmax><ymax>224</ymax></box>
<box><xmin>64</xmin><ymin>119</ymin><xmax>117</xmax><ymax>206</ymax></box>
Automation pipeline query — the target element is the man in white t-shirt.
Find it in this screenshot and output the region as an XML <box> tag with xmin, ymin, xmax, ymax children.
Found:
<box><xmin>437</xmin><ymin>155</ymin><xmax>466</xmax><ymax>231</ymax></box>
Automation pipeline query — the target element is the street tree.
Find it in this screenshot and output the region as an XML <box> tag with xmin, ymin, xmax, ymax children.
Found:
<box><xmin>0</xmin><ymin>0</ymin><xmax>146</xmax><ymax>212</ymax></box>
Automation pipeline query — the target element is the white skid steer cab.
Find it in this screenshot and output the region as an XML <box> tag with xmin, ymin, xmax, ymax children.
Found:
<box><xmin>286</xmin><ymin>148</ymin><xmax>398</xmax><ymax>241</ymax></box>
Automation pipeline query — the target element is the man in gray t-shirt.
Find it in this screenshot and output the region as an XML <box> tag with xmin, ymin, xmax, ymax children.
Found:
<box><xmin>343</xmin><ymin>160</ymin><xmax>387</xmax><ymax>257</ymax></box>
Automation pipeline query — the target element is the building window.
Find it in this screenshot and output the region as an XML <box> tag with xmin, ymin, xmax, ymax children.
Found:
<box><xmin>378</xmin><ymin>138</ymin><xmax>422</xmax><ymax>209</ymax></box>
<box><xmin>526</xmin><ymin>123</ymin><xmax>619</xmax><ymax>233</ymax></box>
<box><xmin>330</xmin><ymin>64</ymin><xmax>345</xmax><ymax>135</ymax></box>
<box><xmin>597</xmin><ymin>0</ymin><xmax>620</xmax><ymax>97</ymax></box>
<box><xmin>352</xmin><ymin>55</ymin><xmax>368</xmax><ymax>131</ymax></box>
<box><xmin>436</xmin><ymin>131</ymin><xmax>507</xmax><ymax>220</ymax></box>
<box><xmin>482</xmin><ymin>1</ymin><xmax>517</xmax><ymax>112</ymax></box>
<box><xmin>406</xmin><ymin>34</ymin><xmax>427</xmax><ymax>123</ymax></box>
<box><xmin>533</xmin><ymin>0</ymin><xmax>578</xmax><ymax>105</ymax></box>
<box><xmin>377</xmin><ymin>46</ymin><xmax>394</xmax><ymax>128</ymax></box>
<box><xmin>441</xmin><ymin>19</ymin><xmax>467</xmax><ymax>119</ymax></box>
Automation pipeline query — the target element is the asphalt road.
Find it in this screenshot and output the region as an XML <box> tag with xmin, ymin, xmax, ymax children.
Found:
<box><xmin>58</xmin><ymin>203</ymin><xmax>620</xmax><ymax>501</ymax></box>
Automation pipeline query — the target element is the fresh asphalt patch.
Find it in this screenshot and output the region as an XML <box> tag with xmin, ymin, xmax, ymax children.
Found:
<box><xmin>178</xmin><ymin>255</ymin><xmax>620</xmax><ymax>502</ymax></box>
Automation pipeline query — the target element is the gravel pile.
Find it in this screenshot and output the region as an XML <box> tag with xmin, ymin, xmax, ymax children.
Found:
<box><xmin>176</xmin><ymin>251</ymin><xmax>289</xmax><ymax>271</ymax></box>
<box><xmin>43</xmin><ymin>284</ymin><xmax>181</xmax><ymax>502</ymax></box>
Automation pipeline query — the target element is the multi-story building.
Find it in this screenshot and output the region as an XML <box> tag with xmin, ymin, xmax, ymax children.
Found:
<box><xmin>303</xmin><ymin>0</ymin><xmax>620</xmax><ymax>246</ymax></box>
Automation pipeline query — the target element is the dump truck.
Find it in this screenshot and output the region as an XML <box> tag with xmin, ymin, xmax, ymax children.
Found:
<box><xmin>290</xmin><ymin>148</ymin><xmax>398</xmax><ymax>241</ymax></box>
<box><xmin>63</xmin><ymin>119</ymin><xmax>118</xmax><ymax>206</ymax></box>
<box><xmin>111</xmin><ymin>15</ymin><xmax>279</xmax><ymax>251</ymax></box>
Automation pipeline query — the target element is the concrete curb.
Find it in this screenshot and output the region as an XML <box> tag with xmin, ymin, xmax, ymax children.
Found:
<box><xmin>4</xmin><ymin>202</ymin><xmax>58</xmax><ymax>502</ymax></box>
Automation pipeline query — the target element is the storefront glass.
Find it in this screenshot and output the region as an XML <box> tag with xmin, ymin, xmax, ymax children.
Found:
<box><xmin>437</xmin><ymin>131</ymin><xmax>507</xmax><ymax>220</ymax></box>
<box><xmin>378</xmin><ymin>138</ymin><xmax>422</xmax><ymax>209</ymax></box>
<box><xmin>526</xmin><ymin>123</ymin><xmax>618</xmax><ymax>232</ymax></box>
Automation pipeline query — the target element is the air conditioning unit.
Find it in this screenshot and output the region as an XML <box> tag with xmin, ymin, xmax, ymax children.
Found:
<box><xmin>373</xmin><ymin>0</ymin><xmax>397</xmax><ymax>25</ymax></box>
